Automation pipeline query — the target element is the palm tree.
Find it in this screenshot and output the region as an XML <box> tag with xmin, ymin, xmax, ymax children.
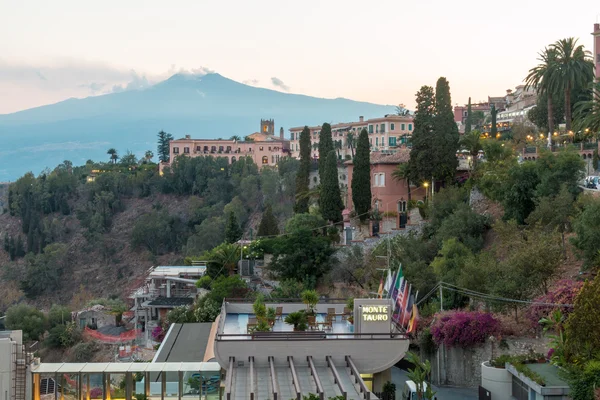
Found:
<box><xmin>573</xmin><ymin>82</ymin><xmax>600</xmax><ymax>136</ymax></box>
<box><xmin>107</xmin><ymin>148</ymin><xmax>118</xmax><ymax>164</ymax></box>
<box><xmin>144</xmin><ymin>150</ymin><xmax>154</xmax><ymax>162</ymax></box>
<box><xmin>459</xmin><ymin>130</ymin><xmax>483</xmax><ymax>174</ymax></box>
<box><xmin>334</xmin><ymin>140</ymin><xmax>342</xmax><ymax>159</ymax></box>
<box><xmin>392</xmin><ymin>163</ymin><xmax>412</xmax><ymax>201</ymax></box>
<box><xmin>346</xmin><ymin>132</ymin><xmax>355</xmax><ymax>158</ymax></box>
<box><xmin>230</xmin><ymin>135</ymin><xmax>241</xmax><ymax>141</ymax></box>
<box><xmin>551</xmin><ymin>38</ymin><xmax>594</xmax><ymax>131</ymax></box>
<box><xmin>525</xmin><ymin>47</ymin><xmax>559</xmax><ymax>134</ymax></box>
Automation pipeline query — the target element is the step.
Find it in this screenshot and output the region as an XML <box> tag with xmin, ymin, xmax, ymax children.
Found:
<box><xmin>256</xmin><ymin>367</ymin><xmax>271</xmax><ymax>400</ymax></box>
<box><xmin>337</xmin><ymin>368</ymin><xmax>360</xmax><ymax>400</ymax></box>
<box><xmin>295</xmin><ymin>366</ymin><xmax>317</xmax><ymax>395</ymax></box>
<box><xmin>233</xmin><ymin>367</ymin><xmax>246</xmax><ymax>400</ymax></box>
<box><xmin>315</xmin><ymin>366</ymin><xmax>342</xmax><ymax>399</ymax></box>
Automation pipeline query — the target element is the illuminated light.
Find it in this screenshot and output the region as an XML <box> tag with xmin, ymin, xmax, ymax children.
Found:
<box><xmin>553</xmin><ymin>132</ymin><xmax>558</xmax><ymax>136</ymax></box>
<box><xmin>539</xmin><ymin>134</ymin><xmax>544</xmax><ymax>138</ymax></box>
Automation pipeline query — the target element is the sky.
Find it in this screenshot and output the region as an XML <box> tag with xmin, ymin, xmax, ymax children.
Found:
<box><xmin>0</xmin><ymin>0</ymin><xmax>598</xmax><ymax>114</ymax></box>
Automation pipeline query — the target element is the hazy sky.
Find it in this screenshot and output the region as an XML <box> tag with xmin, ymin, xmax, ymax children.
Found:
<box><xmin>0</xmin><ymin>0</ymin><xmax>598</xmax><ymax>114</ymax></box>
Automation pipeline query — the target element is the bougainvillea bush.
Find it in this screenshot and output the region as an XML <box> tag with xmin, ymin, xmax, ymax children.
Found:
<box><xmin>525</xmin><ymin>279</ymin><xmax>583</xmax><ymax>330</ymax></box>
<box><xmin>151</xmin><ymin>325</ymin><xmax>165</xmax><ymax>342</ymax></box>
<box><xmin>431</xmin><ymin>311</ymin><xmax>500</xmax><ymax>347</ymax></box>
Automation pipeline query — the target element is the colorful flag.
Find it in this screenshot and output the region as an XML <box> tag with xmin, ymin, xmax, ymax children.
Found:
<box><xmin>407</xmin><ymin>304</ymin><xmax>419</xmax><ymax>333</ymax></box>
<box><xmin>402</xmin><ymin>292</ymin><xmax>414</xmax><ymax>327</ymax></box>
<box><xmin>383</xmin><ymin>269</ymin><xmax>393</xmax><ymax>294</ymax></box>
<box><xmin>395</xmin><ymin>281</ymin><xmax>409</xmax><ymax>323</ymax></box>
<box><xmin>390</xmin><ymin>267</ymin><xmax>403</xmax><ymax>307</ymax></box>
<box><xmin>377</xmin><ymin>277</ymin><xmax>384</xmax><ymax>299</ymax></box>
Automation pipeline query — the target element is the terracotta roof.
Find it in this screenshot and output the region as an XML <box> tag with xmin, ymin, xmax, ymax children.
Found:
<box><xmin>345</xmin><ymin>149</ymin><xmax>410</xmax><ymax>165</ymax></box>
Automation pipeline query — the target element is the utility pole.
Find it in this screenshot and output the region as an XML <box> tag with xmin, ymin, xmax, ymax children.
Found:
<box><xmin>439</xmin><ymin>285</ymin><xmax>443</xmax><ymax>311</ymax></box>
<box><xmin>438</xmin><ymin>283</ymin><xmax>443</xmax><ymax>385</ymax></box>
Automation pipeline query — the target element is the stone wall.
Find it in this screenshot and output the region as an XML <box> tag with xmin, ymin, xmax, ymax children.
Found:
<box><xmin>424</xmin><ymin>336</ymin><xmax>549</xmax><ymax>388</ymax></box>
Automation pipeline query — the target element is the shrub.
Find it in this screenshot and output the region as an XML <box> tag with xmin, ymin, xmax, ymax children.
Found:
<box><xmin>71</xmin><ymin>342</ymin><xmax>98</xmax><ymax>361</ymax></box>
<box><xmin>431</xmin><ymin>311</ymin><xmax>500</xmax><ymax>347</ymax></box>
<box><xmin>525</xmin><ymin>279</ymin><xmax>583</xmax><ymax>329</ymax></box>
<box><xmin>151</xmin><ymin>326</ymin><xmax>165</xmax><ymax>342</ymax></box>
<box><xmin>5</xmin><ymin>304</ymin><xmax>47</xmax><ymax>341</ymax></box>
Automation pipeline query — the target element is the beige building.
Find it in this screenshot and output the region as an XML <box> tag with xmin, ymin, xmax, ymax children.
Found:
<box><xmin>161</xmin><ymin>119</ymin><xmax>290</xmax><ymax>173</ymax></box>
<box><xmin>289</xmin><ymin>115</ymin><xmax>414</xmax><ymax>160</ymax></box>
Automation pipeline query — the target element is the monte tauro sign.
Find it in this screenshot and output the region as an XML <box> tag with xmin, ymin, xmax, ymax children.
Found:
<box><xmin>362</xmin><ymin>305</ymin><xmax>389</xmax><ymax>321</ymax></box>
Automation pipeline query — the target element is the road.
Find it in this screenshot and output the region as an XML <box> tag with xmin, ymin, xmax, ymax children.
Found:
<box><xmin>391</xmin><ymin>367</ymin><xmax>478</xmax><ymax>400</ymax></box>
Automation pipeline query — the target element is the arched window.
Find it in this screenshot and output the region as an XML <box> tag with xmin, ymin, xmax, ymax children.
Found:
<box><xmin>398</xmin><ymin>200</ymin><xmax>407</xmax><ymax>212</ymax></box>
<box><xmin>231</xmin><ymin>156</ymin><xmax>236</xmax><ymax>163</ymax></box>
<box><xmin>262</xmin><ymin>156</ymin><xmax>268</xmax><ymax>164</ymax></box>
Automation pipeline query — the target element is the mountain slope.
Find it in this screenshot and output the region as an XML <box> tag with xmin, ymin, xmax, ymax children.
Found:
<box><xmin>0</xmin><ymin>73</ymin><xmax>395</xmax><ymax>181</ymax></box>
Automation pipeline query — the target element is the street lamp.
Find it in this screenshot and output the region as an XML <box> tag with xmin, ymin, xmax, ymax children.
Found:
<box><xmin>423</xmin><ymin>182</ymin><xmax>429</xmax><ymax>203</ymax></box>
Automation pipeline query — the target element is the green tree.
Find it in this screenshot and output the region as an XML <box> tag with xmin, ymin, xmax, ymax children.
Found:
<box><xmin>565</xmin><ymin>273</ymin><xmax>600</xmax><ymax>361</ymax></box>
<box><xmin>571</xmin><ymin>198</ymin><xmax>600</xmax><ymax>269</ymax></box>
<box><xmin>257</xmin><ymin>204</ymin><xmax>279</xmax><ymax>237</ymax></box>
<box><xmin>202</xmin><ymin>242</ymin><xmax>242</xmax><ymax>277</ymax></box>
<box><xmin>120</xmin><ymin>150</ymin><xmax>137</xmax><ymax>167</ymax></box>
<box><xmin>224</xmin><ymin>211</ymin><xmax>243</xmax><ymax>244</ymax></box>
<box><xmin>405</xmin><ymin>352</ymin><xmax>436</xmax><ymax>400</ymax></box>
<box><xmin>464</xmin><ymin>97</ymin><xmax>472</xmax><ymax>134</ymax></box>
<box><xmin>207</xmin><ymin>275</ymin><xmax>250</xmax><ymax>303</ymax></box>
<box><xmin>131</xmin><ymin>210</ymin><xmax>184</xmax><ymax>255</ymax></box>
<box><xmin>294</xmin><ymin>126</ymin><xmax>311</xmax><ymax>214</ymax></box>
<box><xmin>502</xmin><ymin>162</ymin><xmax>540</xmax><ymax>224</ymax></box>
<box><xmin>48</xmin><ymin>304</ymin><xmax>72</xmax><ymax>327</ymax></box>
<box><xmin>144</xmin><ymin>150</ymin><xmax>154</xmax><ymax>163</ymax></box>
<box><xmin>5</xmin><ymin>304</ymin><xmax>47</xmax><ymax>341</ymax></box>
<box><xmin>573</xmin><ymin>82</ymin><xmax>600</xmax><ymax>134</ymax></box>
<box><xmin>432</xmin><ymin>77</ymin><xmax>460</xmax><ymax>183</ymax></box>
<box><xmin>392</xmin><ymin>163</ymin><xmax>412</xmax><ymax>202</ymax></box>
<box><xmin>436</xmin><ymin>204</ymin><xmax>488</xmax><ymax>252</ymax></box>
<box><xmin>431</xmin><ymin>238</ymin><xmax>473</xmax><ymax>308</ymax></box>
<box><xmin>527</xmin><ymin>92</ymin><xmax>564</xmax><ymax>132</ymax></box>
<box><xmin>351</xmin><ymin>129</ymin><xmax>372</xmax><ymax>221</ymax></box>
<box><xmin>551</xmin><ymin>38</ymin><xmax>594</xmax><ymax>131</ymax></box>
<box><xmin>320</xmin><ymin>151</ymin><xmax>344</xmax><ymax>223</ymax></box>
<box><xmin>535</xmin><ymin>149</ymin><xmax>584</xmax><ymax>198</ymax></box>
<box><xmin>490</xmin><ymin>104</ymin><xmax>498</xmax><ymax>138</ymax></box>
<box><xmin>525</xmin><ymin>47</ymin><xmax>560</xmax><ymax>134</ymax></box>
<box><xmin>459</xmin><ymin>130</ymin><xmax>483</xmax><ymax>173</ymax></box>
<box><xmin>318</xmin><ymin>123</ymin><xmax>334</xmax><ymax>182</ymax></box>
<box><xmin>20</xmin><ymin>243</ymin><xmax>68</xmax><ymax>298</ymax></box>
<box><xmin>346</xmin><ymin>132</ymin><xmax>356</xmax><ymax>158</ymax></box>
<box><xmin>408</xmin><ymin>86</ymin><xmax>436</xmax><ymax>184</ymax></box>
<box><xmin>107</xmin><ymin>148</ymin><xmax>118</xmax><ymax>164</ymax></box>
<box><xmin>157</xmin><ymin>130</ymin><xmax>174</xmax><ymax>163</ymax></box>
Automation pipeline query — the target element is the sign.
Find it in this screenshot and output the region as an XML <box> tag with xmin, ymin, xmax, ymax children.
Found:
<box><xmin>362</xmin><ymin>305</ymin><xmax>389</xmax><ymax>322</ymax></box>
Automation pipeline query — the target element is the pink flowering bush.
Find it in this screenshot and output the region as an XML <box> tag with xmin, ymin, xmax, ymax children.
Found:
<box><xmin>89</xmin><ymin>388</ymin><xmax>103</xmax><ymax>399</ymax></box>
<box><xmin>151</xmin><ymin>325</ymin><xmax>165</xmax><ymax>342</ymax></box>
<box><xmin>525</xmin><ymin>279</ymin><xmax>583</xmax><ymax>329</ymax></box>
<box><xmin>431</xmin><ymin>311</ymin><xmax>500</xmax><ymax>347</ymax></box>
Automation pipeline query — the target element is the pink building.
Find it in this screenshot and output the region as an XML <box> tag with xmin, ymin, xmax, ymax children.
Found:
<box><xmin>161</xmin><ymin>120</ymin><xmax>290</xmax><ymax>172</ymax></box>
<box><xmin>345</xmin><ymin>150</ymin><xmax>426</xmax><ymax>224</ymax></box>
<box><xmin>593</xmin><ymin>23</ymin><xmax>600</xmax><ymax>82</ymax></box>
<box><xmin>289</xmin><ymin>115</ymin><xmax>414</xmax><ymax>160</ymax></box>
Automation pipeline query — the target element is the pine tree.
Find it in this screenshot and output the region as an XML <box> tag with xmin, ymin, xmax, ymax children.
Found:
<box><xmin>490</xmin><ymin>104</ymin><xmax>498</xmax><ymax>138</ymax></box>
<box><xmin>257</xmin><ymin>204</ymin><xmax>280</xmax><ymax>237</ymax></box>
<box><xmin>224</xmin><ymin>211</ymin><xmax>242</xmax><ymax>244</ymax></box>
<box><xmin>294</xmin><ymin>126</ymin><xmax>311</xmax><ymax>214</ymax></box>
<box><xmin>464</xmin><ymin>97</ymin><xmax>472</xmax><ymax>134</ymax></box>
<box><xmin>320</xmin><ymin>151</ymin><xmax>344</xmax><ymax>223</ymax></box>
<box><xmin>318</xmin><ymin>123</ymin><xmax>334</xmax><ymax>183</ymax></box>
<box><xmin>432</xmin><ymin>77</ymin><xmax>460</xmax><ymax>183</ymax></box>
<box><xmin>3</xmin><ymin>233</ymin><xmax>8</xmax><ymax>252</ymax></box>
<box><xmin>352</xmin><ymin>129</ymin><xmax>372</xmax><ymax>222</ymax></box>
<box><xmin>565</xmin><ymin>273</ymin><xmax>600</xmax><ymax>361</ymax></box>
<box><xmin>15</xmin><ymin>235</ymin><xmax>25</xmax><ymax>258</ymax></box>
<box><xmin>408</xmin><ymin>85</ymin><xmax>436</xmax><ymax>184</ymax></box>
<box><xmin>157</xmin><ymin>130</ymin><xmax>174</xmax><ymax>163</ymax></box>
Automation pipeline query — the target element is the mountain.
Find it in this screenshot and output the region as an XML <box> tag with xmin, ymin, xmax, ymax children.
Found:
<box><xmin>0</xmin><ymin>73</ymin><xmax>395</xmax><ymax>181</ymax></box>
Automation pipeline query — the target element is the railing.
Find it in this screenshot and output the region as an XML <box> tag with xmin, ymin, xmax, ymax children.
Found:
<box><xmin>346</xmin><ymin>356</ymin><xmax>370</xmax><ymax>400</ymax></box>
<box><xmin>216</xmin><ymin>332</ymin><xmax>407</xmax><ymax>341</ymax></box>
<box><xmin>269</xmin><ymin>356</ymin><xmax>279</xmax><ymax>400</ymax></box>
<box><xmin>225</xmin><ymin>357</ymin><xmax>234</xmax><ymax>400</ymax></box>
<box><xmin>249</xmin><ymin>356</ymin><xmax>256</xmax><ymax>400</ymax></box>
<box><xmin>524</xmin><ymin>146</ymin><xmax>537</xmax><ymax>154</ymax></box>
<box><xmin>583</xmin><ymin>142</ymin><xmax>598</xmax><ymax>150</ymax></box>
<box><xmin>326</xmin><ymin>356</ymin><xmax>347</xmax><ymax>400</ymax></box>
<box><xmin>224</xmin><ymin>297</ymin><xmax>351</xmax><ymax>304</ymax></box>
<box><xmin>307</xmin><ymin>356</ymin><xmax>324</xmax><ymax>400</ymax></box>
<box><xmin>288</xmin><ymin>356</ymin><xmax>301</xmax><ymax>400</ymax></box>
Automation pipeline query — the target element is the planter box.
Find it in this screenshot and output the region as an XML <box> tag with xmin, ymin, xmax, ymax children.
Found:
<box><xmin>480</xmin><ymin>361</ymin><xmax>512</xmax><ymax>400</ymax></box>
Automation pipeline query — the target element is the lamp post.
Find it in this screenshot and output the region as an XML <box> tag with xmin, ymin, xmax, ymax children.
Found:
<box><xmin>423</xmin><ymin>182</ymin><xmax>429</xmax><ymax>203</ymax></box>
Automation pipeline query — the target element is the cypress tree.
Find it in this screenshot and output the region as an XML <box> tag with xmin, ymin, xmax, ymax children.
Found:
<box><xmin>352</xmin><ymin>129</ymin><xmax>372</xmax><ymax>222</ymax></box>
<box><xmin>464</xmin><ymin>97</ymin><xmax>472</xmax><ymax>134</ymax></box>
<box><xmin>3</xmin><ymin>233</ymin><xmax>8</xmax><ymax>252</ymax></box>
<box><xmin>257</xmin><ymin>204</ymin><xmax>280</xmax><ymax>237</ymax></box>
<box><xmin>15</xmin><ymin>235</ymin><xmax>25</xmax><ymax>258</ymax></box>
<box><xmin>224</xmin><ymin>211</ymin><xmax>242</xmax><ymax>244</ymax></box>
<box><xmin>432</xmin><ymin>77</ymin><xmax>460</xmax><ymax>183</ymax></box>
<box><xmin>294</xmin><ymin>126</ymin><xmax>311</xmax><ymax>214</ymax></box>
<box><xmin>408</xmin><ymin>85</ymin><xmax>436</xmax><ymax>184</ymax></box>
<box><xmin>320</xmin><ymin>151</ymin><xmax>344</xmax><ymax>223</ymax></box>
<box><xmin>318</xmin><ymin>123</ymin><xmax>334</xmax><ymax>184</ymax></box>
<box><xmin>490</xmin><ymin>104</ymin><xmax>498</xmax><ymax>138</ymax></box>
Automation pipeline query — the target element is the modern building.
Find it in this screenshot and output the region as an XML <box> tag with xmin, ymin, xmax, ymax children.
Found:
<box><xmin>160</xmin><ymin>120</ymin><xmax>290</xmax><ymax>173</ymax></box>
<box><xmin>345</xmin><ymin>150</ymin><xmax>426</xmax><ymax>223</ymax></box>
<box><xmin>29</xmin><ymin>297</ymin><xmax>410</xmax><ymax>400</ymax></box>
<box><xmin>1</xmin><ymin>330</ymin><xmax>32</xmax><ymax>400</ymax></box>
<box><xmin>289</xmin><ymin>115</ymin><xmax>414</xmax><ymax>160</ymax></box>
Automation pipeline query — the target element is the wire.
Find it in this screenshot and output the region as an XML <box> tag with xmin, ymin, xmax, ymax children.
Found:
<box><xmin>415</xmin><ymin>283</ymin><xmax>441</xmax><ymax>306</ymax></box>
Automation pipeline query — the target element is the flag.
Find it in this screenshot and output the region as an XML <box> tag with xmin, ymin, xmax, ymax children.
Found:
<box><xmin>383</xmin><ymin>269</ymin><xmax>393</xmax><ymax>294</ymax></box>
<box><xmin>407</xmin><ymin>304</ymin><xmax>419</xmax><ymax>333</ymax></box>
<box><xmin>394</xmin><ymin>280</ymin><xmax>408</xmax><ymax>322</ymax></box>
<box><xmin>390</xmin><ymin>267</ymin><xmax>404</xmax><ymax>308</ymax></box>
<box><xmin>377</xmin><ymin>277</ymin><xmax>384</xmax><ymax>298</ymax></box>
<box><xmin>387</xmin><ymin>269</ymin><xmax>397</xmax><ymax>299</ymax></box>
<box><xmin>402</xmin><ymin>292</ymin><xmax>414</xmax><ymax>328</ymax></box>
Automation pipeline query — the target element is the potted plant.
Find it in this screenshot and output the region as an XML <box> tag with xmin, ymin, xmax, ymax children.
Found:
<box><xmin>301</xmin><ymin>290</ymin><xmax>319</xmax><ymax>316</ymax></box>
<box><xmin>285</xmin><ymin>311</ymin><xmax>308</xmax><ymax>331</ymax></box>
<box><xmin>253</xmin><ymin>295</ymin><xmax>267</xmax><ymax>319</ymax></box>
<box><xmin>266</xmin><ymin>307</ymin><xmax>276</xmax><ymax>327</ymax></box>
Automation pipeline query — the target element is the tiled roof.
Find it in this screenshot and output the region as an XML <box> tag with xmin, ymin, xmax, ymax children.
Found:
<box><xmin>369</xmin><ymin>149</ymin><xmax>410</xmax><ymax>164</ymax></box>
<box><xmin>148</xmin><ymin>297</ymin><xmax>194</xmax><ymax>307</ymax></box>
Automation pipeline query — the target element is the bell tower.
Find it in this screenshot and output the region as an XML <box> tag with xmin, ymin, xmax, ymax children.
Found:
<box><xmin>260</xmin><ymin>119</ymin><xmax>275</xmax><ymax>135</ymax></box>
<box><xmin>593</xmin><ymin>23</ymin><xmax>600</xmax><ymax>83</ymax></box>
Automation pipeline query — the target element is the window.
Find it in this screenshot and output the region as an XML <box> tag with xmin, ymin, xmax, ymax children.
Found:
<box><xmin>391</xmin><ymin>123</ymin><xmax>395</xmax><ymax>131</ymax></box>
<box><xmin>268</xmin><ymin>147</ymin><xmax>272</xmax><ymax>151</ymax></box>
<box><xmin>380</xmin><ymin>123</ymin><xmax>385</xmax><ymax>133</ymax></box>
<box><xmin>231</xmin><ymin>156</ymin><xmax>236</xmax><ymax>163</ymax></box>
<box><xmin>398</xmin><ymin>201</ymin><xmax>407</xmax><ymax>212</ymax></box>
<box><xmin>262</xmin><ymin>156</ymin><xmax>268</xmax><ymax>164</ymax></box>
<box><xmin>369</xmin><ymin>125</ymin><xmax>373</xmax><ymax>134</ymax></box>
<box><xmin>376</xmin><ymin>125</ymin><xmax>379</xmax><ymax>133</ymax></box>
<box><xmin>373</xmin><ymin>173</ymin><xmax>386</xmax><ymax>187</ymax></box>
<box><xmin>376</xmin><ymin>137</ymin><xmax>379</xmax><ymax>146</ymax></box>
<box><xmin>389</xmin><ymin>136</ymin><xmax>397</xmax><ymax>146</ymax></box>
<box><xmin>173</xmin><ymin>147</ymin><xmax>179</xmax><ymax>154</ymax></box>
<box><xmin>380</xmin><ymin>173</ymin><xmax>385</xmax><ymax>187</ymax></box>
<box><xmin>184</xmin><ymin>147</ymin><xmax>189</xmax><ymax>154</ymax></box>
<box><xmin>259</xmin><ymin>146</ymin><xmax>264</xmax><ymax>151</ymax></box>
<box><xmin>272</xmin><ymin>156</ymin><xmax>275</xmax><ymax>164</ymax></box>
<box><xmin>196</xmin><ymin>146</ymin><xmax>201</xmax><ymax>152</ymax></box>
<box><xmin>408</xmin><ymin>124</ymin><xmax>413</xmax><ymax>131</ymax></box>
<box><xmin>401</xmin><ymin>123</ymin><xmax>405</xmax><ymax>130</ymax></box>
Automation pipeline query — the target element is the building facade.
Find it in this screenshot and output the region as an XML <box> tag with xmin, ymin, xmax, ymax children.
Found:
<box><xmin>161</xmin><ymin>120</ymin><xmax>290</xmax><ymax>173</ymax></box>
<box><xmin>594</xmin><ymin>23</ymin><xmax>600</xmax><ymax>82</ymax></box>
<box><xmin>289</xmin><ymin>115</ymin><xmax>414</xmax><ymax>160</ymax></box>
